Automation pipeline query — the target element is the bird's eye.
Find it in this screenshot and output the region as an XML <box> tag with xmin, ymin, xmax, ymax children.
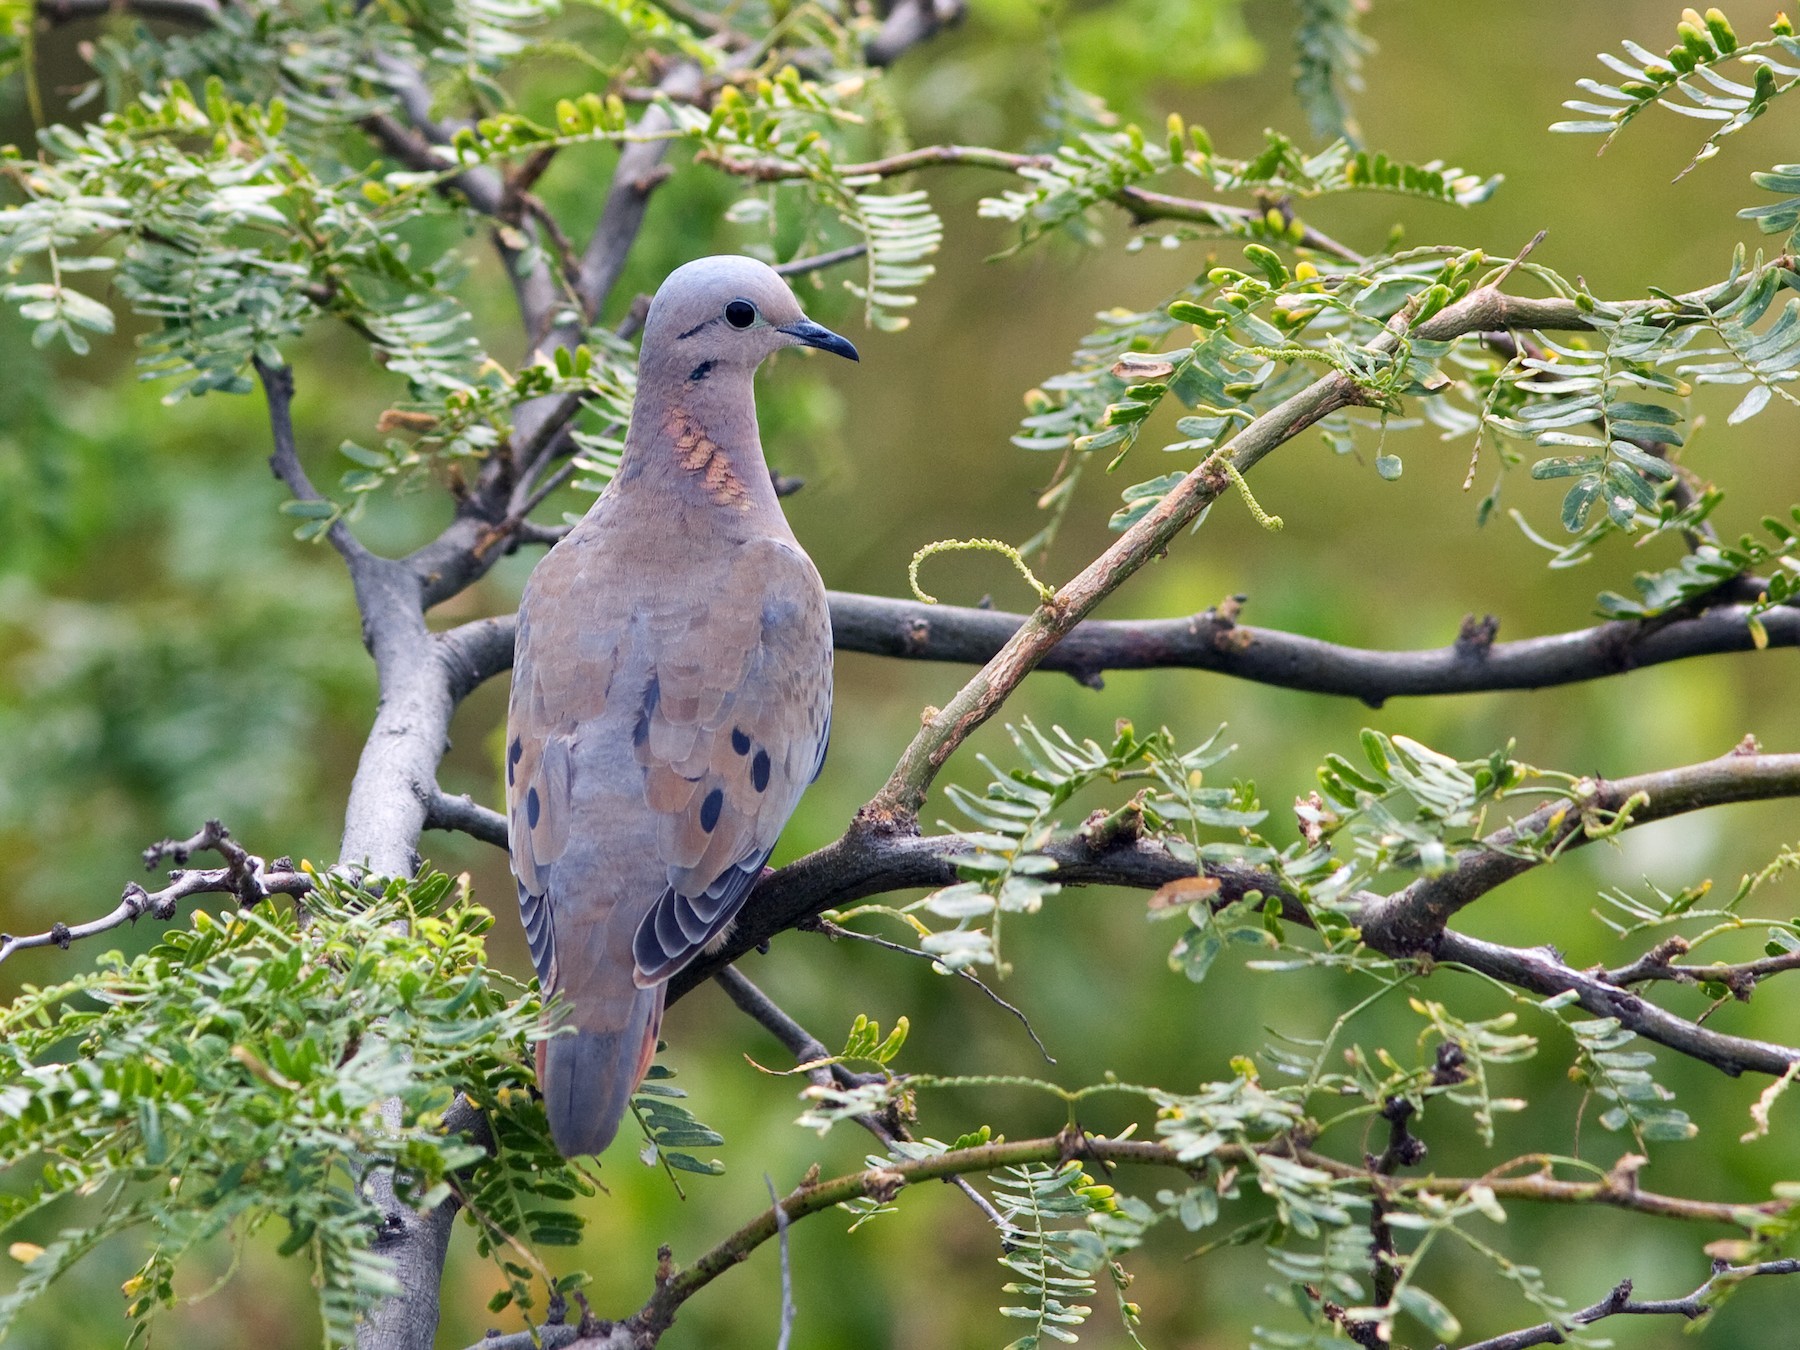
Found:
<box><xmin>724</xmin><ymin>299</ymin><xmax>757</xmax><ymax>329</ymax></box>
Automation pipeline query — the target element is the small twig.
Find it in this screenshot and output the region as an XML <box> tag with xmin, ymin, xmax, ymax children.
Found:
<box><xmin>811</xmin><ymin>918</ymin><xmax>1056</xmax><ymax>1064</ymax></box>
<box><xmin>1455</xmin><ymin>1258</ymin><xmax>1800</xmax><ymax>1350</ymax></box>
<box><xmin>255</xmin><ymin>358</ymin><xmax>369</xmax><ymax>565</ymax></box>
<box><xmin>478</xmin><ymin>460</ymin><xmax>582</xmax><ymax>562</ymax></box>
<box><xmin>766</xmin><ymin>1175</ymin><xmax>796</xmax><ymax>1350</ymax></box>
<box><xmin>0</xmin><ymin>822</ymin><xmax>312</xmax><ymax>966</ymax></box>
<box><xmin>707</xmin><ymin>142</ymin><xmax>1361</xmax><ymax>259</ymax></box>
<box><xmin>1609</xmin><ymin>940</ymin><xmax>1800</xmax><ymax>999</ymax></box>
<box><xmin>712</xmin><ymin>965</ymin><xmax>1009</xmax><ymax>1231</ymax></box>
<box><xmin>517</xmin><ymin>191</ymin><xmax>586</xmax><ymax>305</ymax></box>
<box><xmin>510</xmin><ymin>390</ymin><xmax>588</xmax><ymax>488</ymax></box>
<box><xmin>424</xmin><ymin>790</ymin><xmax>508</xmax><ymax>848</ymax></box>
<box><xmin>772</xmin><ymin>243</ymin><xmax>869</xmax><ymax>278</ymax></box>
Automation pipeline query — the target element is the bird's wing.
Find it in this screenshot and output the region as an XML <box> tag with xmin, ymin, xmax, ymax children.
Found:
<box><xmin>507</xmin><ymin>531</ymin><xmax>831</xmax><ymax>996</ymax></box>
<box><xmin>506</xmin><ymin>535</ymin><xmax>619</xmax><ymax>996</ymax></box>
<box><xmin>628</xmin><ymin>535</ymin><xmax>832</xmax><ymax>984</ymax></box>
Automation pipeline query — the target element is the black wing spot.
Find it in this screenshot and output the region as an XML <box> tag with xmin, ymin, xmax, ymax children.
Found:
<box><xmin>751</xmin><ymin>750</ymin><xmax>771</xmax><ymax>793</ymax></box>
<box><xmin>700</xmin><ymin>788</ymin><xmax>724</xmax><ymax>833</ymax></box>
<box><xmin>689</xmin><ymin>360</ymin><xmax>715</xmax><ymax>382</ymax></box>
<box><xmin>508</xmin><ymin>736</ymin><xmax>522</xmax><ymax>785</ymax></box>
<box><xmin>527</xmin><ymin>787</ymin><xmax>541</xmax><ymax>828</ymax></box>
<box><xmin>731</xmin><ymin>728</ymin><xmax>751</xmax><ymax>755</ymax></box>
<box><xmin>633</xmin><ymin>676</ymin><xmax>660</xmax><ymax>748</ymax></box>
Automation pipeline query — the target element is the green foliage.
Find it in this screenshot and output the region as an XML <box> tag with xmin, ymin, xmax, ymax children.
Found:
<box><xmin>0</xmin><ymin>870</ymin><xmax>583</xmax><ymax>1346</ymax></box>
<box><xmin>632</xmin><ymin>1061</ymin><xmax>727</xmax><ymax>1180</ymax></box>
<box><xmin>1596</xmin><ymin>507</ymin><xmax>1800</xmax><ymax>621</ymax></box>
<box><xmin>832</xmin><ymin>720</ymin><xmax>1260</xmax><ymax>974</ymax></box>
<box><xmin>0</xmin><ymin>78</ymin><xmax>474</xmax><ymax>397</ymax></box>
<box><xmin>1742</xmin><ymin>160</ymin><xmax>1800</xmax><ymax>238</ymax></box>
<box><xmin>1013</xmin><ymin>245</ymin><xmax>1490</xmax><ymax>557</ymax></box>
<box><xmin>1306</xmin><ymin>731</ymin><xmax>1528</xmax><ymax>890</ymax></box>
<box><xmin>1562</xmin><ymin>1013</ymin><xmax>1698</xmax><ymax>1146</ymax></box>
<box><xmin>981</xmin><ymin>121</ymin><xmax>1496</xmax><ymax>257</ymax></box>
<box><xmin>992</xmin><ymin>1161</ymin><xmax>1144</xmax><ymax>1349</ymax></box>
<box><xmin>1552</xmin><ymin>8</ymin><xmax>1795</xmax><ymax>175</ymax></box>
<box><xmin>1291</xmin><ymin>0</ymin><xmax>1373</xmax><ymax>145</ymax></box>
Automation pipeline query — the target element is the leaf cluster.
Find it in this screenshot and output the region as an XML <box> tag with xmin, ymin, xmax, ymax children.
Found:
<box><xmin>0</xmin><ymin>870</ymin><xmax>582</xmax><ymax>1346</ymax></box>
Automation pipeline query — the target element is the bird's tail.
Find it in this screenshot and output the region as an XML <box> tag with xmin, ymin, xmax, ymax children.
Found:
<box><xmin>537</xmin><ymin>982</ymin><xmax>666</xmax><ymax>1158</ymax></box>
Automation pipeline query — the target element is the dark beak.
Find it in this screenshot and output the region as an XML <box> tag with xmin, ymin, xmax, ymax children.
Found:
<box><xmin>778</xmin><ymin>318</ymin><xmax>859</xmax><ymax>362</ymax></box>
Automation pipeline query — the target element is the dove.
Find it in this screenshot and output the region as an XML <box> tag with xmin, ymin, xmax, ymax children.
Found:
<box><xmin>507</xmin><ymin>255</ymin><xmax>857</xmax><ymax>1158</ymax></box>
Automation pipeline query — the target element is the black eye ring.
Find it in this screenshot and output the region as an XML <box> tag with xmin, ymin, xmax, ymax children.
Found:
<box><xmin>724</xmin><ymin>299</ymin><xmax>757</xmax><ymax>329</ymax></box>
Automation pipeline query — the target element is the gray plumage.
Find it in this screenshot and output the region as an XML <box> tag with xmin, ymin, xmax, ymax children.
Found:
<box><xmin>507</xmin><ymin>256</ymin><xmax>856</xmax><ymax>1157</ymax></box>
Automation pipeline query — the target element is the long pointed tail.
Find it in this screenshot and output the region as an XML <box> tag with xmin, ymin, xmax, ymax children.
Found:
<box><xmin>537</xmin><ymin>983</ymin><xmax>666</xmax><ymax>1157</ymax></box>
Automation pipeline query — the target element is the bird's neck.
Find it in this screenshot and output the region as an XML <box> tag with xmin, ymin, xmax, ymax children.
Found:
<box><xmin>611</xmin><ymin>366</ymin><xmax>784</xmax><ymax>519</ymax></box>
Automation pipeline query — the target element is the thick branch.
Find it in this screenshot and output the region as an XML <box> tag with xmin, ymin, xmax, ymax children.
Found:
<box><xmin>824</xmin><ymin>591</ymin><xmax>1795</xmax><ymax>702</ymax></box>
<box><xmin>693</xmin><ymin>798</ymin><xmax>1800</xmax><ymax>1078</ymax></box>
<box><xmin>667</xmin><ymin>828</ymin><xmax>1284</xmax><ymax>1000</ymax></box>
<box><xmin>434</xmin><ymin>588</ymin><xmax>1798</xmax><ymax>710</ymax></box>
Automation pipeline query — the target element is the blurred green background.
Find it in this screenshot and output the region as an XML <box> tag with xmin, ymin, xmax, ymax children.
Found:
<box><xmin>4</xmin><ymin>0</ymin><xmax>1800</xmax><ymax>1345</ymax></box>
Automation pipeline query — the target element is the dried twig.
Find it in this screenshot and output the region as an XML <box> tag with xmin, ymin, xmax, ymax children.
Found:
<box><xmin>0</xmin><ymin>821</ymin><xmax>312</xmax><ymax>966</ymax></box>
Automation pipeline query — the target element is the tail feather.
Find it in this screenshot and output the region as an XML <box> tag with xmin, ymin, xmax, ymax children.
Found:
<box><xmin>540</xmin><ymin>984</ymin><xmax>666</xmax><ymax>1157</ymax></box>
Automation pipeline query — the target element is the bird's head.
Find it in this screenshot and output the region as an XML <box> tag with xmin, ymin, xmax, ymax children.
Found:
<box><xmin>641</xmin><ymin>255</ymin><xmax>859</xmax><ymax>383</ymax></box>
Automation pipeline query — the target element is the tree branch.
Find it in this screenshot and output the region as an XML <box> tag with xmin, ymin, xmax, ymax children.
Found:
<box><xmin>668</xmin><ymin>829</ymin><xmax>1285</xmax><ymax>1000</ymax></box>
<box><xmin>824</xmin><ymin>591</ymin><xmax>1795</xmax><ymax>702</ymax></box>
<box><xmin>37</xmin><ymin>0</ymin><xmax>220</xmax><ymax>23</ymax></box>
<box><xmin>1358</xmin><ymin>747</ymin><xmax>1800</xmax><ymax>954</ymax></box>
<box><xmin>425</xmin><ymin>789</ymin><xmax>508</xmax><ymax>847</ymax></box>
<box><xmin>434</xmin><ymin>587</ymin><xmax>1798</xmax><ymax>710</ymax></box>
<box><xmin>1609</xmin><ymin>941</ymin><xmax>1800</xmax><ymax>999</ymax></box>
<box><xmin>1435</xmin><ymin>929</ymin><xmax>1800</xmax><ymax>1078</ymax></box>
<box><xmin>772</xmin><ymin>242</ymin><xmax>869</xmax><ymax>278</ymax></box>
<box><xmin>706</xmin><ymin>142</ymin><xmax>1361</xmax><ymax>259</ymax></box>
<box><xmin>0</xmin><ymin>821</ymin><xmax>310</xmax><ymax>966</ymax></box>
<box><xmin>864</xmin><ymin>0</ymin><xmax>965</xmax><ymax>66</ymax></box>
<box><xmin>572</xmin><ymin>62</ymin><xmax>704</xmax><ymax>328</ymax></box>
<box><xmin>1458</xmin><ymin>1259</ymin><xmax>1800</xmax><ymax>1350</ymax></box>
<box><xmin>608</xmin><ymin>1135</ymin><xmax>1778</xmax><ymax>1345</ymax></box>
<box><xmin>256</xmin><ymin>358</ymin><xmax>372</xmax><ymax>567</ymax></box>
